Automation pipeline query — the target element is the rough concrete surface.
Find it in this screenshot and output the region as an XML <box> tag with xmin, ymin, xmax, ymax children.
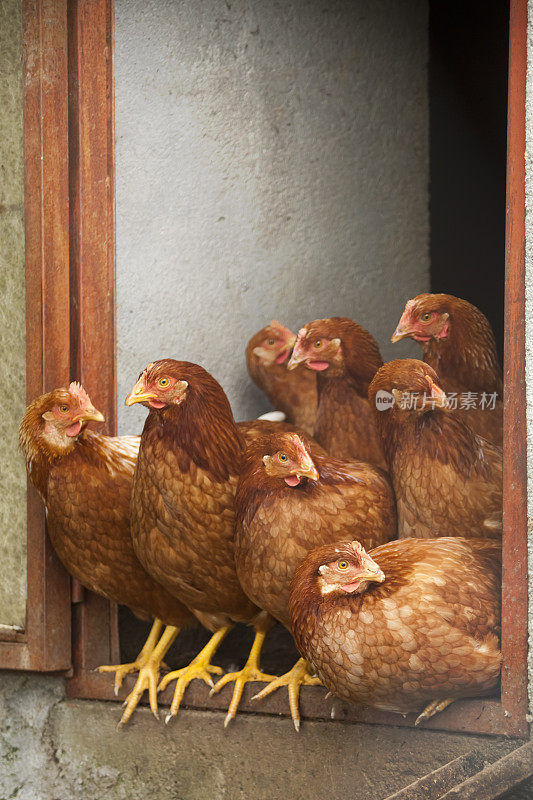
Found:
<box><xmin>43</xmin><ymin>699</ymin><xmax>533</xmax><ymax>800</ymax></box>
<box><xmin>0</xmin><ymin>674</ymin><xmax>65</xmax><ymax>800</ymax></box>
<box><xmin>0</xmin><ymin>677</ymin><xmax>530</xmax><ymax>800</ymax></box>
<box><xmin>0</xmin><ymin>0</ymin><xmax>27</xmax><ymax>629</ymax></box>
<box><xmin>115</xmin><ymin>0</ymin><xmax>429</xmax><ymax>432</ymax></box>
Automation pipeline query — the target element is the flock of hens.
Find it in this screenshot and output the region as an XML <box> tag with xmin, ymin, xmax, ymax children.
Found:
<box><xmin>19</xmin><ymin>292</ymin><xmax>503</xmax><ymax>732</ymax></box>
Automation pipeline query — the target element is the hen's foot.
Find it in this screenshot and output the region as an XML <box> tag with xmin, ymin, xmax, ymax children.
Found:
<box><xmin>251</xmin><ymin>657</ymin><xmax>320</xmax><ymax>732</ymax></box>
<box><xmin>210</xmin><ymin>627</ymin><xmax>276</xmax><ymax>728</ymax></box>
<box><xmin>415</xmin><ymin>697</ymin><xmax>455</xmax><ymax>726</ymax></box>
<box><xmin>159</xmin><ymin>626</ymin><xmax>231</xmax><ymax>724</ymax></box>
<box><xmin>98</xmin><ymin>618</ymin><xmax>164</xmax><ymax>695</ymax></box>
<box><xmin>118</xmin><ymin>624</ymin><xmax>179</xmax><ymax>726</ymax></box>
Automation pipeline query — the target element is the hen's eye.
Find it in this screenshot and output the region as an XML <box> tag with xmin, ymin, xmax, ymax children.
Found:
<box><xmin>420</xmin><ymin>313</ymin><xmax>432</xmax><ymax>322</ymax></box>
<box><xmin>59</xmin><ymin>405</ymin><xmax>69</xmax><ymax>413</ymax></box>
<box><xmin>158</xmin><ymin>377</ymin><xmax>170</xmax><ymax>388</ymax></box>
<box><xmin>338</xmin><ymin>560</ymin><xmax>349</xmax><ymax>570</ymax></box>
<box><xmin>267</xmin><ymin>338</ymin><xmax>275</xmax><ymax>346</ymax></box>
<box><xmin>314</xmin><ymin>340</ymin><xmax>322</xmax><ymax>348</ymax></box>
<box><xmin>279</xmin><ymin>453</ymin><xmax>288</xmax><ymax>462</ymax></box>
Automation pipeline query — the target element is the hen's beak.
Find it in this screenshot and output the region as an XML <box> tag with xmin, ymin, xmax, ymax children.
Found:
<box><xmin>125</xmin><ymin>380</ymin><xmax>157</xmax><ymax>406</ymax></box>
<box><xmin>297</xmin><ymin>462</ymin><xmax>319</xmax><ymax>481</ymax></box>
<box><xmin>287</xmin><ymin>345</ymin><xmax>306</xmax><ymax>371</ymax></box>
<box><xmin>391</xmin><ymin>326</ymin><xmax>408</xmax><ymax>343</ymax></box>
<box><xmin>359</xmin><ymin>566</ymin><xmax>385</xmax><ymax>584</ymax></box>
<box><xmin>78</xmin><ymin>407</ymin><xmax>105</xmax><ymax>423</ymax></box>
<box><xmin>390</xmin><ymin>313</ymin><xmax>410</xmax><ymax>343</ymax></box>
<box><xmin>391</xmin><ymin>308</ymin><xmax>414</xmax><ymax>343</ymax></box>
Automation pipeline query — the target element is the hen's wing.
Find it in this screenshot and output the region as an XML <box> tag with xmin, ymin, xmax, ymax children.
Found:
<box><xmin>47</xmin><ymin>432</ymin><xmax>188</xmax><ymax>627</ymax></box>
<box><xmin>396</xmin><ymin>435</ymin><xmax>502</xmax><ymax>539</ymax></box>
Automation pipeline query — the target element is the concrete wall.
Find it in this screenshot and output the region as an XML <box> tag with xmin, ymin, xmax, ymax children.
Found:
<box><xmin>115</xmin><ymin>0</ymin><xmax>429</xmax><ymax>432</ymax></box>
<box><xmin>0</xmin><ymin>672</ymin><xmax>528</xmax><ymax>800</ymax></box>
<box><xmin>0</xmin><ymin>0</ymin><xmax>26</xmax><ymax>629</ymax></box>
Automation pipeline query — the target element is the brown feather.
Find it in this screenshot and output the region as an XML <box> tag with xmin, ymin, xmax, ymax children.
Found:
<box><xmin>246</xmin><ymin>323</ymin><xmax>317</xmax><ymax>434</ymax></box>
<box><xmin>294</xmin><ymin>317</ymin><xmax>386</xmax><ymax>468</ymax></box>
<box><xmin>289</xmin><ymin>536</ymin><xmax>501</xmax><ymax>715</ymax></box>
<box><xmin>234</xmin><ymin>432</ymin><xmax>396</xmax><ymax>628</ymax></box>
<box><xmin>369</xmin><ymin>359</ymin><xmax>502</xmax><ymax>539</ymax></box>
<box><xmin>19</xmin><ymin>390</ymin><xmax>192</xmax><ymax>627</ymax></box>
<box><xmin>131</xmin><ymin>361</ymin><xmax>330</xmax><ymax>630</ymax></box>
<box><xmin>395</xmin><ymin>294</ymin><xmax>502</xmax><ymax>445</ymax></box>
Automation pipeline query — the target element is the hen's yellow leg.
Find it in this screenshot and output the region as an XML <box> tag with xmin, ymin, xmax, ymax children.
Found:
<box><xmin>159</xmin><ymin>625</ymin><xmax>232</xmax><ymax>724</ymax></box>
<box><xmin>251</xmin><ymin>657</ymin><xmax>321</xmax><ymax>732</ymax></box>
<box><xmin>210</xmin><ymin>624</ymin><xmax>278</xmax><ymax>728</ymax></box>
<box><xmin>118</xmin><ymin>624</ymin><xmax>179</xmax><ymax>725</ymax></box>
<box><xmin>415</xmin><ymin>697</ymin><xmax>455</xmax><ymax>726</ymax></box>
<box><xmin>98</xmin><ymin>618</ymin><xmax>164</xmax><ymax>695</ymax></box>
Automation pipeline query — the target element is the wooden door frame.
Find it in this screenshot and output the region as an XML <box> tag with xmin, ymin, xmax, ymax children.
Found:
<box><xmin>2</xmin><ymin>0</ymin><xmax>529</xmax><ymax>739</ymax></box>
<box><xmin>0</xmin><ymin>0</ymin><xmax>117</xmax><ymax>674</ymax></box>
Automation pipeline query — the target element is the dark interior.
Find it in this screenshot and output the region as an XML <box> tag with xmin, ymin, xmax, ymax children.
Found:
<box><xmin>429</xmin><ymin>0</ymin><xmax>508</xmax><ymax>360</ymax></box>
<box><xmin>119</xmin><ymin>2</ymin><xmax>509</xmax><ymax>674</ymax></box>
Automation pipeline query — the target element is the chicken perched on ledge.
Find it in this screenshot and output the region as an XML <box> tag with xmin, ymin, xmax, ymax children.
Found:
<box><xmin>126</xmin><ymin>360</ymin><xmax>296</xmax><ymax>727</ymax></box>
<box><xmin>234</xmin><ymin>431</ymin><xmax>396</xmax><ymax>728</ymax></box>
<box><xmin>246</xmin><ymin>320</ymin><xmax>317</xmax><ymax>434</ymax></box>
<box><xmin>19</xmin><ymin>383</ymin><xmax>194</xmax><ymax>724</ymax></box>
<box><xmin>289</xmin><ymin>537</ymin><xmax>501</xmax><ymax>724</ymax></box>
<box><xmin>288</xmin><ymin>317</ymin><xmax>386</xmax><ymax>469</ymax></box>
<box><xmin>368</xmin><ymin>359</ymin><xmax>502</xmax><ymax>539</ymax></box>
<box><xmin>391</xmin><ymin>294</ymin><xmax>502</xmax><ymax>446</ymax></box>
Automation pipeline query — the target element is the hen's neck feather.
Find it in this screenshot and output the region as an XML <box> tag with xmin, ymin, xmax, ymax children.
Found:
<box><xmin>19</xmin><ymin>412</ymin><xmax>137</xmax><ymax>500</ymax></box>
<box><xmin>142</xmin><ymin>388</ymin><xmax>245</xmax><ymax>483</ymax></box>
<box><xmin>19</xmin><ymin>403</ymin><xmax>73</xmax><ymax>499</ymax></box>
<box><xmin>423</xmin><ymin>308</ymin><xmax>502</xmax><ymax>395</ymax></box>
<box><xmin>236</xmin><ymin>452</ymin><xmax>365</xmax><ymax>531</ymax></box>
<box><xmin>377</xmin><ymin>408</ymin><xmax>495</xmax><ymax>479</ymax></box>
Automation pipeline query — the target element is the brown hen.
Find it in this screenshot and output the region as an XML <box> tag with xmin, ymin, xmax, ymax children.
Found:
<box><xmin>368</xmin><ymin>359</ymin><xmax>502</xmax><ymax>539</ymax></box>
<box><xmin>391</xmin><ymin>294</ymin><xmax>502</xmax><ymax>445</ymax></box>
<box><xmin>246</xmin><ymin>320</ymin><xmax>317</xmax><ymax>434</ymax></box>
<box><xmin>234</xmin><ymin>431</ymin><xmax>396</xmax><ymax>727</ymax></box>
<box><xmin>127</xmin><ymin>360</ymin><xmax>310</xmax><ymax>726</ymax></box>
<box><xmin>288</xmin><ymin>317</ymin><xmax>386</xmax><ymax>468</ymax></box>
<box><xmin>289</xmin><ymin>537</ymin><xmax>501</xmax><ymax>723</ymax></box>
<box><xmin>19</xmin><ymin>383</ymin><xmax>194</xmax><ymax>724</ymax></box>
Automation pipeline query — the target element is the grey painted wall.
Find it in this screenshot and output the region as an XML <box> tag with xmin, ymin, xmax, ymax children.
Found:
<box><xmin>115</xmin><ymin>0</ymin><xmax>429</xmax><ymax>433</ymax></box>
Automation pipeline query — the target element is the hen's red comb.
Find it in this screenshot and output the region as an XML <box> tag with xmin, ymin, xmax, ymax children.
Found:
<box><xmin>68</xmin><ymin>381</ymin><xmax>91</xmax><ymax>407</ymax></box>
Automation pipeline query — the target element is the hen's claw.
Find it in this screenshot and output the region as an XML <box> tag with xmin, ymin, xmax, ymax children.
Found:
<box><xmin>98</xmin><ymin>618</ymin><xmax>164</xmax><ymax>695</ymax></box>
<box><xmin>118</xmin><ymin>660</ymin><xmax>160</xmax><ymax>725</ymax></box>
<box><xmin>159</xmin><ymin>626</ymin><xmax>231</xmax><ymax>723</ymax></box>
<box><xmin>211</xmin><ymin>665</ymin><xmax>278</xmax><ymax>728</ymax></box>
<box><xmin>415</xmin><ymin>697</ymin><xmax>455</xmax><ymax>726</ymax></box>
<box><xmin>98</xmin><ymin>660</ymin><xmax>143</xmax><ymax>695</ymax></box>
<box><xmin>210</xmin><ymin>624</ymin><xmax>276</xmax><ymax>727</ymax></box>
<box><xmin>251</xmin><ymin>657</ymin><xmax>321</xmax><ymax>732</ymax></box>
<box><xmin>116</xmin><ymin>624</ymin><xmax>179</xmax><ymax>726</ymax></box>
